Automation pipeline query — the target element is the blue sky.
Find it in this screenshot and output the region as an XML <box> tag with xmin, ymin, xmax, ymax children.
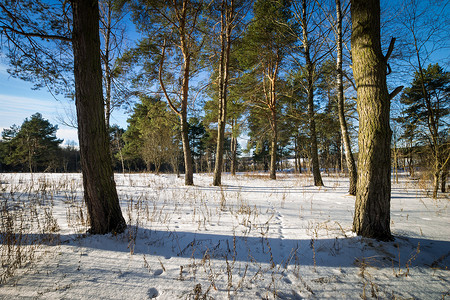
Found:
<box><xmin>0</xmin><ymin>0</ymin><xmax>447</xmax><ymax>148</ymax></box>
<box><xmin>0</xmin><ymin>63</ymin><xmax>129</xmax><ymax>146</ymax></box>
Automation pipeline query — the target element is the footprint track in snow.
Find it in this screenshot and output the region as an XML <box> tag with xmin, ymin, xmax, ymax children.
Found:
<box><xmin>267</xmin><ymin>199</ymin><xmax>286</xmax><ymax>258</ymax></box>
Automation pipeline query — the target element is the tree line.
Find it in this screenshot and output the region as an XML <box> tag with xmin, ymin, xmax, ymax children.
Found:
<box><xmin>0</xmin><ymin>0</ymin><xmax>448</xmax><ymax>240</ymax></box>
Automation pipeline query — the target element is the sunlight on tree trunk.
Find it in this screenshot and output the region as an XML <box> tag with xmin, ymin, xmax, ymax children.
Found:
<box><xmin>72</xmin><ymin>0</ymin><xmax>125</xmax><ymax>234</ymax></box>
<box><xmin>351</xmin><ymin>0</ymin><xmax>400</xmax><ymax>241</ymax></box>
<box><xmin>213</xmin><ymin>0</ymin><xmax>234</xmax><ymax>186</ymax></box>
<box><xmin>336</xmin><ymin>0</ymin><xmax>357</xmax><ymax>195</ymax></box>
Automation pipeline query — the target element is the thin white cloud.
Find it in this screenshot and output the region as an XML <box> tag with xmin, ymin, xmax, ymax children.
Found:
<box><xmin>0</xmin><ymin>94</ymin><xmax>57</xmax><ymax>126</ymax></box>
<box><xmin>56</xmin><ymin>128</ymin><xmax>79</xmax><ymax>145</ymax></box>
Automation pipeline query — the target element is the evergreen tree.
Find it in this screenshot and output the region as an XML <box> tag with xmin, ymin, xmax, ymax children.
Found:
<box><xmin>396</xmin><ymin>64</ymin><xmax>449</xmax><ymax>195</ymax></box>
<box><xmin>1</xmin><ymin>0</ymin><xmax>126</xmax><ymax>235</ymax></box>
<box><xmin>119</xmin><ymin>0</ymin><xmax>206</xmax><ymax>185</ymax></box>
<box><xmin>238</xmin><ymin>0</ymin><xmax>295</xmax><ymax>179</ymax></box>
<box><xmin>123</xmin><ymin>96</ymin><xmax>181</xmax><ymax>173</ymax></box>
<box><xmin>188</xmin><ymin>118</ymin><xmax>211</xmax><ymax>173</ymax></box>
<box><xmin>109</xmin><ymin>125</ymin><xmax>126</xmax><ymax>173</ymax></box>
<box><xmin>209</xmin><ymin>0</ymin><xmax>252</xmax><ymax>186</ymax></box>
<box><xmin>72</xmin><ymin>0</ymin><xmax>126</xmax><ymax>234</ymax></box>
<box><xmin>1</xmin><ymin>113</ymin><xmax>63</xmax><ymax>172</ymax></box>
<box><xmin>122</xmin><ymin>101</ymin><xmax>147</xmax><ymax>170</ymax></box>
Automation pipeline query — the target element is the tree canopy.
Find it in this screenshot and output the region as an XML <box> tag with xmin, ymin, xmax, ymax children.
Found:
<box><xmin>1</xmin><ymin>113</ymin><xmax>63</xmax><ymax>172</ymax></box>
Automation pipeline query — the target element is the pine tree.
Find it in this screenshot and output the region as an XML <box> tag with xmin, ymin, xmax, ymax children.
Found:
<box><xmin>397</xmin><ymin>64</ymin><xmax>449</xmax><ymax>195</ymax></box>
<box><xmin>1</xmin><ymin>113</ymin><xmax>63</xmax><ymax>172</ymax></box>
<box><xmin>1</xmin><ymin>0</ymin><xmax>126</xmax><ymax>234</ymax></box>
<box><xmin>350</xmin><ymin>0</ymin><xmax>402</xmax><ymax>241</ymax></box>
<box><xmin>238</xmin><ymin>0</ymin><xmax>295</xmax><ymax>179</ymax></box>
<box><xmin>335</xmin><ymin>0</ymin><xmax>357</xmax><ymax>195</ymax></box>
<box><xmin>72</xmin><ymin>0</ymin><xmax>126</xmax><ymax>234</ymax></box>
<box><xmin>211</xmin><ymin>0</ymin><xmax>251</xmax><ymax>186</ymax></box>
<box><xmin>119</xmin><ymin>0</ymin><xmax>206</xmax><ymax>185</ymax></box>
<box><xmin>123</xmin><ymin>96</ymin><xmax>181</xmax><ymax>173</ymax></box>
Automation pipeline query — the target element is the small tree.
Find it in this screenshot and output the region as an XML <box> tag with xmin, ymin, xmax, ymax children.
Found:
<box><xmin>397</xmin><ymin>64</ymin><xmax>449</xmax><ymax>196</ymax></box>
<box><xmin>188</xmin><ymin>118</ymin><xmax>210</xmax><ymax>173</ymax></box>
<box><xmin>1</xmin><ymin>113</ymin><xmax>63</xmax><ymax>172</ymax></box>
<box><xmin>123</xmin><ymin>96</ymin><xmax>180</xmax><ymax>173</ymax></box>
<box><xmin>141</xmin><ymin>103</ymin><xmax>179</xmax><ymax>174</ymax></box>
<box><xmin>110</xmin><ymin>125</ymin><xmax>126</xmax><ymax>173</ymax></box>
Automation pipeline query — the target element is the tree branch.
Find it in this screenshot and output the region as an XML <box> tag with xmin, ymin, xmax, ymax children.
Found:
<box><xmin>386</xmin><ymin>63</ymin><xmax>392</xmax><ymax>75</ymax></box>
<box><xmin>389</xmin><ymin>86</ymin><xmax>404</xmax><ymax>101</ymax></box>
<box><xmin>385</xmin><ymin>37</ymin><xmax>396</xmax><ymax>62</ymax></box>
<box><xmin>1</xmin><ymin>25</ymin><xmax>72</xmax><ymax>42</ymax></box>
<box><xmin>159</xmin><ymin>40</ymin><xmax>181</xmax><ymax>117</ymax></box>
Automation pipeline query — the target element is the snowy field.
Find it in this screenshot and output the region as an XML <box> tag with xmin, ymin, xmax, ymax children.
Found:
<box><xmin>0</xmin><ymin>172</ymin><xmax>448</xmax><ymax>299</ymax></box>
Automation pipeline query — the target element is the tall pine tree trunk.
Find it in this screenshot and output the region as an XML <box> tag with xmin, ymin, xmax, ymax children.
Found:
<box><xmin>307</xmin><ymin>92</ymin><xmax>323</xmax><ymax>186</ymax></box>
<box><xmin>294</xmin><ymin>138</ymin><xmax>299</xmax><ymax>173</ymax></box>
<box><xmin>336</xmin><ymin>0</ymin><xmax>357</xmax><ymax>195</ymax></box>
<box><xmin>213</xmin><ymin>112</ymin><xmax>226</xmax><ymax>185</ymax></box>
<box><xmin>158</xmin><ymin>1</ymin><xmax>195</xmax><ymax>186</ymax></box>
<box><xmin>266</xmin><ymin>58</ymin><xmax>279</xmax><ymax>180</ymax></box>
<box><xmin>302</xmin><ymin>0</ymin><xmax>323</xmax><ymax>187</ymax></box>
<box><xmin>72</xmin><ymin>0</ymin><xmax>125</xmax><ymax>234</ymax></box>
<box><xmin>101</xmin><ymin>1</ymin><xmax>112</xmax><ymax>130</ymax></box>
<box><xmin>269</xmin><ymin>107</ymin><xmax>277</xmax><ymax>180</ymax></box>
<box><xmin>213</xmin><ymin>0</ymin><xmax>233</xmax><ymax>186</ymax></box>
<box><xmin>231</xmin><ymin>134</ymin><xmax>237</xmax><ymax>175</ymax></box>
<box><xmin>351</xmin><ymin>0</ymin><xmax>395</xmax><ymax>241</ymax></box>
<box><xmin>180</xmin><ymin>53</ymin><xmax>194</xmax><ymax>185</ymax></box>
<box><xmin>441</xmin><ymin>169</ymin><xmax>448</xmax><ymax>193</ymax></box>
<box><xmin>181</xmin><ymin>110</ymin><xmax>194</xmax><ymax>186</ymax></box>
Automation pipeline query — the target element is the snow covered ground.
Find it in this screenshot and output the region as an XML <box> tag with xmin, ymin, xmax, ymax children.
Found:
<box><xmin>0</xmin><ymin>172</ymin><xmax>449</xmax><ymax>299</ymax></box>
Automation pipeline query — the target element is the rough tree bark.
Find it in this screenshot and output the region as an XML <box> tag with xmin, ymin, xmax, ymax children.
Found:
<box><xmin>72</xmin><ymin>0</ymin><xmax>126</xmax><ymax>234</ymax></box>
<box><xmin>229</xmin><ymin>118</ymin><xmax>238</xmax><ymax>176</ymax></box>
<box><xmin>180</xmin><ymin>106</ymin><xmax>194</xmax><ymax>185</ymax></box>
<box><xmin>351</xmin><ymin>0</ymin><xmax>401</xmax><ymax>240</ymax></box>
<box><xmin>336</xmin><ymin>0</ymin><xmax>357</xmax><ymax>195</ymax></box>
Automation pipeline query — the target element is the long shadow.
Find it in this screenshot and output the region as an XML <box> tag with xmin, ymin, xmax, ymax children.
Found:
<box><xmin>3</xmin><ymin>228</ymin><xmax>448</xmax><ymax>270</ymax></box>
<box><xmin>120</xmin><ymin>183</ymin><xmax>349</xmax><ymax>195</ymax></box>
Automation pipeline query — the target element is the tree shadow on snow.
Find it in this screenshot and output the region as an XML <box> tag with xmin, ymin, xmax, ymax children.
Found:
<box><xmin>4</xmin><ymin>228</ymin><xmax>447</xmax><ymax>270</ymax></box>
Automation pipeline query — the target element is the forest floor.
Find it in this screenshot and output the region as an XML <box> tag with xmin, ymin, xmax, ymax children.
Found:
<box><xmin>0</xmin><ymin>172</ymin><xmax>449</xmax><ymax>299</ymax></box>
